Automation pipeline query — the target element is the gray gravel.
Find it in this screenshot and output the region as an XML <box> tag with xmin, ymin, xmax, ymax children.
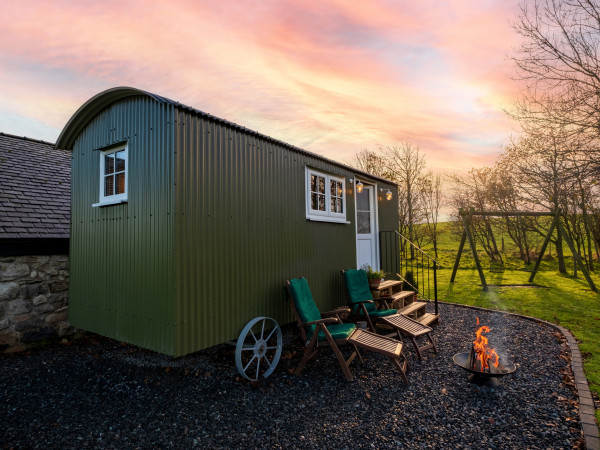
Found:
<box><xmin>0</xmin><ymin>303</ymin><xmax>583</xmax><ymax>448</ymax></box>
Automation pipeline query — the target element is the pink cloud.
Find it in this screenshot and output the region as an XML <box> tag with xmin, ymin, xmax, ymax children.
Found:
<box><xmin>0</xmin><ymin>0</ymin><xmax>527</xmax><ymax>172</ymax></box>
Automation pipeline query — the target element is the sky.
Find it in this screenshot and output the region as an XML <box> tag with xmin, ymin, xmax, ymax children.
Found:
<box><xmin>0</xmin><ymin>0</ymin><xmax>525</xmax><ymax>173</ymax></box>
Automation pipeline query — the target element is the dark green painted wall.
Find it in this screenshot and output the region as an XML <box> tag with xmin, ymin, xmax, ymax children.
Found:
<box><xmin>69</xmin><ymin>97</ymin><xmax>177</xmax><ymax>354</ymax></box>
<box><xmin>172</xmin><ymin>109</ymin><xmax>398</xmax><ymax>355</ymax></box>
<box><xmin>69</xmin><ymin>95</ymin><xmax>399</xmax><ymax>356</ymax></box>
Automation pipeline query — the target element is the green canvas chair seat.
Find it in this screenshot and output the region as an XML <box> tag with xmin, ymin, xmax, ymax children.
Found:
<box><xmin>286</xmin><ymin>278</ymin><xmax>363</xmax><ymax>341</ymax></box>
<box><xmin>356</xmin><ymin>307</ymin><xmax>397</xmax><ymax>318</ymax></box>
<box><xmin>310</xmin><ymin>323</ymin><xmax>356</xmax><ymax>342</ymax></box>
<box><xmin>285</xmin><ymin>277</ymin><xmax>409</xmax><ymax>382</ymax></box>
<box><xmin>342</xmin><ymin>269</ymin><xmax>397</xmax><ymax>326</ymax></box>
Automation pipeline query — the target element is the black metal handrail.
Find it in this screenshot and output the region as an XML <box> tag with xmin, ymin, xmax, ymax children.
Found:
<box><xmin>379</xmin><ymin>230</ymin><xmax>439</xmax><ymax>315</ymax></box>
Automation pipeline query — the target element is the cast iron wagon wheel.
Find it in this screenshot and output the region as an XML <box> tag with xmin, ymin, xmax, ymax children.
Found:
<box><xmin>235</xmin><ymin>317</ymin><xmax>283</xmax><ymax>381</ymax></box>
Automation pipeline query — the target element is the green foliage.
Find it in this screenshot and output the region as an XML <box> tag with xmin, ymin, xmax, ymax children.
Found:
<box><xmin>403</xmin><ymin>270</ymin><xmax>418</xmax><ymax>290</ymax></box>
<box><xmin>361</xmin><ymin>265</ymin><xmax>386</xmax><ymax>280</ymax></box>
<box><xmin>434</xmin><ymin>222</ymin><xmax>600</xmax><ymax>422</ymax></box>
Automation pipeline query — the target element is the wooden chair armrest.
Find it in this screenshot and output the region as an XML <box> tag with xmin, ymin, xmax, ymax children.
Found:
<box><xmin>353</xmin><ymin>299</ymin><xmax>374</xmax><ymax>305</ymax></box>
<box><xmin>304</xmin><ymin>317</ymin><xmax>339</xmax><ymax>326</ymax></box>
<box><xmin>322</xmin><ymin>307</ymin><xmax>351</xmax><ymax>317</ymax></box>
<box><xmin>373</xmin><ymin>298</ymin><xmax>391</xmax><ymax>308</ymax></box>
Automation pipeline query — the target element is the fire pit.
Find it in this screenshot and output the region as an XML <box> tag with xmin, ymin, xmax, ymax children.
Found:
<box><xmin>453</xmin><ymin>318</ymin><xmax>516</xmax><ymax>386</ymax></box>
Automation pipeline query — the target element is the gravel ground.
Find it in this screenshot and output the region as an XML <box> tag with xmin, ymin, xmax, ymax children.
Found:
<box><xmin>0</xmin><ymin>303</ymin><xmax>584</xmax><ymax>449</ymax></box>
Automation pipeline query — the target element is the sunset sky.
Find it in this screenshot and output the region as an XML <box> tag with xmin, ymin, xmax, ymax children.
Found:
<box><xmin>0</xmin><ymin>0</ymin><xmax>525</xmax><ymax>173</ymax></box>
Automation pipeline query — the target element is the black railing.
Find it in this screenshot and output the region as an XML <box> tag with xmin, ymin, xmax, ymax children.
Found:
<box><xmin>379</xmin><ymin>231</ymin><xmax>439</xmax><ymax>315</ymax></box>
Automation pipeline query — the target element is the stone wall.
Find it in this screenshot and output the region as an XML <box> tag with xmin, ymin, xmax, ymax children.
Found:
<box><xmin>0</xmin><ymin>255</ymin><xmax>73</xmax><ymax>353</ymax></box>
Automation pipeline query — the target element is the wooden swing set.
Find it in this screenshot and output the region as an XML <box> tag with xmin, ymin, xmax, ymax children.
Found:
<box><xmin>450</xmin><ymin>207</ymin><xmax>598</xmax><ymax>293</ymax></box>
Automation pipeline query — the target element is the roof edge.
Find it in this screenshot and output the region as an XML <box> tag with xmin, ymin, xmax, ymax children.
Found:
<box><xmin>0</xmin><ymin>132</ymin><xmax>55</xmax><ymax>147</ymax></box>
<box><xmin>54</xmin><ymin>87</ymin><xmax>164</xmax><ymax>150</ymax></box>
<box><xmin>54</xmin><ymin>86</ymin><xmax>396</xmax><ymax>186</ymax></box>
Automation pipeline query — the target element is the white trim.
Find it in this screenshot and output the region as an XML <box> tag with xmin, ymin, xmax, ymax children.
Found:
<box><xmin>354</xmin><ymin>181</ymin><xmax>380</xmax><ymax>270</ymax></box>
<box><xmin>97</xmin><ymin>143</ymin><xmax>128</xmax><ymax>206</ymax></box>
<box><xmin>373</xmin><ymin>182</ymin><xmax>380</xmax><ymax>269</ymax></box>
<box><xmin>92</xmin><ymin>198</ymin><xmax>128</xmax><ymax>208</ymax></box>
<box><xmin>305</xmin><ymin>168</ymin><xmax>347</xmax><ymax>223</ymax></box>
<box><xmin>307</xmin><ymin>217</ymin><xmax>351</xmax><ymax>224</ymax></box>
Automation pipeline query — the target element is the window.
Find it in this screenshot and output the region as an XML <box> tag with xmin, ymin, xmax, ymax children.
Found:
<box><xmin>305</xmin><ymin>168</ymin><xmax>347</xmax><ymax>223</ymax></box>
<box><xmin>93</xmin><ymin>143</ymin><xmax>128</xmax><ymax>207</ymax></box>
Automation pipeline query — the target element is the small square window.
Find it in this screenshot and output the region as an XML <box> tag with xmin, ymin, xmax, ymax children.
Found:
<box><xmin>94</xmin><ymin>143</ymin><xmax>128</xmax><ymax>207</ymax></box>
<box><xmin>305</xmin><ymin>168</ymin><xmax>346</xmax><ymax>223</ymax></box>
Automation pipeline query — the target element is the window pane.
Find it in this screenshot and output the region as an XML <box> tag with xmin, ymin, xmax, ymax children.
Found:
<box><xmin>357</xmin><ymin>211</ymin><xmax>371</xmax><ymax>234</ymax></box>
<box><xmin>311</xmin><ymin>193</ymin><xmax>318</xmax><ymax>210</ymax></box>
<box><xmin>336</xmin><ymin>181</ymin><xmax>342</xmax><ymax>197</ymax></box>
<box><xmin>336</xmin><ymin>198</ymin><xmax>342</xmax><ymax>213</ymax></box>
<box><xmin>330</xmin><ymin>197</ymin><xmax>335</xmax><ymax>212</ymax></box>
<box><xmin>105</xmin><ymin>154</ymin><xmax>114</xmax><ymax>175</ymax></box>
<box><xmin>105</xmin><ymin>175</ymin><xmax>114</xmax><ymax>196</ymax></box>
<box><xmin>116</xmin><ymin>173</ymin><xmax>125</xmax><ymax>194</ymax></box>
<box><xmin>318</xmin><ymin>194</ymin><xmax>325</xmax><ymax>211</ymax></box>
<box><xmin>318</xmin><ymin>176</ymin><xmax>325</xmax><ymax>194</ymax></box>
<box><xmin>311</xmin><ymin>174</ymin><xmax>317</xmax><ymax>193</ymax></box>
<box><xmin>356</xmin><ymin>190</ymin><xmax>369</xmax><ymax>211</ymax></box>
<box><xmin>330</xmin><ymin>180</ymin><xmax>336</xmax><ymax>197</ymax></box>
<box><xmin>115</xmin><ymin>150</ymin><xmax>126</xmax><ymax>172</ymax></box>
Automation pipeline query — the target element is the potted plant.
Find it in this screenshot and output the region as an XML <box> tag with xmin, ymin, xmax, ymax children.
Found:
<box><xmin>362</xmin><ymin>265</ymin><xmax>386</xmax><ymax>289</ymax></box>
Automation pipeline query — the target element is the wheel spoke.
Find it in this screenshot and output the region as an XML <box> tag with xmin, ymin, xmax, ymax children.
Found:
<box><xmin>249</xmin><ymin>329</ymin><xmax>257</xmax><ymax>343</ymax></box>
<box><xmin>241</xmin><ymin>346</ymin><xmax>256</xmax><ymax>351</ymax></box>
<box><xmin>265</xmin><ymin>327</ymin><xmax>277</xmax><ymax>342</ymax></box>
<box><xmin>243</xmin><ymin>355</ymin><xmax>257</xmax><ymax>372</ymax></box>
<box><xmin>262</xmin><ymin>355</ymin><xmax>272</xmax><ymax>369</ymax></box>
<box><xmin>260</xmin><ymin>319</ymin><xmax>266</xmax><ymax>340</ymax></box>
<box><xmin>265</xmin><ymin>346</ymin><xmax>278</xmax><ymax>350</ymax></box>
<box><xmin>255</xmin><ymin>355</ymin><xmax>261</xmax><ymax>380</ymax></box>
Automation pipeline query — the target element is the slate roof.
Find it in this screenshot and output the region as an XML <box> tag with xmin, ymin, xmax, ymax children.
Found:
<box><xmin>0</xmin><ymin>132</ymin><xmax>70</xmax><ymax>239</ymax></box>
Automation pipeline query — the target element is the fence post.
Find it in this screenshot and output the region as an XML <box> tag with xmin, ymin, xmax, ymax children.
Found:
<box><xmin>433</xmin><ymin>261</ymin><xmax>438</xmax><ymax>315</ymax></box>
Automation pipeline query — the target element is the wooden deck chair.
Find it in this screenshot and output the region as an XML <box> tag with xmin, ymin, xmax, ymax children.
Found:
<box><xmin>341</xmin><ymin>269</ymin><xmax>397</xmax><ymax>332</ymax></box>
<box><xmin>342</xmin><ymin>269</ymin><xmax>437</xmax><ymax>360</ymax></box>
<box><xmin>285</xmin><ymin>278</ymin><xmax>408</xmax><ymax>383</ymax></box>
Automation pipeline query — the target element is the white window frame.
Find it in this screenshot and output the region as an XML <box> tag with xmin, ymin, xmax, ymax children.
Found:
<box><xmin>305</xmin><ymin>168</ymin><xmax>348</xmax><ymax>223</ymax></box>
<box><xmin>92</xmin><ymin>143</ymin><xmax>128</xmax><ymax>207</ymax></box>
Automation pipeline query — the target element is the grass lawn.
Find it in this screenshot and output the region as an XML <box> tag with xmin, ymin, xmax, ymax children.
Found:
<box><xmin>426</xmin><ymin>223</ymin><xmax>600</xmax><ymax>421</ymax></box>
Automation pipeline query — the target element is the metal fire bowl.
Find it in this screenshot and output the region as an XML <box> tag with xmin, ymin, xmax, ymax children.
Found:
<box><xmin>453</xmin><ymin>352</ymin><xmax>516</xmax><ymax>378</ymax></box>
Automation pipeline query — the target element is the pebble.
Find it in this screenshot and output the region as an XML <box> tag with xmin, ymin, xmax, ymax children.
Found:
<box><xmin>0</xmin><ymin>303</ymin><xmax>583</xmax><ymax>448</ymax></box>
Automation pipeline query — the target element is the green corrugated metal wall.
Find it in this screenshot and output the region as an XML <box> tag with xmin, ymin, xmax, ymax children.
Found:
<box><xmin>68</xmin><ymin>92</ymin><xmax>398</xmax><ymax>356</ymax></box>
<box><xmin>69</xmin><ymin>97</ymin><xmax>177</xmax><ymax>354</ymax></box>
<box><xmin>172</xmin><ymin>108</ymin><xmax>398</xmax><ymax>356</ymax></box>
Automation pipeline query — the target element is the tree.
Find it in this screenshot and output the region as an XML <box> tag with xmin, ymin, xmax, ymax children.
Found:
<box><xmin>351</xmin><ymin>149</ymin><xmax>390</xmax><ymax>179</ymax></box>
<box><xmin>421</xmin><ymin>172</ymin><xmax>442</xmax><ymax>259</ymax></box>
<box><xmin>499</xmin><ymin>131</ymin><xmax>575</xmax><ymax>272</ymax></box>
<box><xmin>351</xmin><ymin>149</ymin><xmax>410</xmax><ymax>238</ymax></box>
<box><xmin>447</xmin><ymin>168</ymin><xmax>502</xmax><ymax>262</ymax></box>
<box><xmin>487</xmin><ymin>163</ymin><xmax>535</xmax><ymax>264</ymax></box>
<box><xmin>511</xmin><ymin>0</ymin><xmax>600</xmax><ymax>145</ymax></box>
<box><xmin>350</xmin><ymin>144</ymin><xmax>439</xmax><ymax>251</ymax></box>
<box><xmin>382</xmin><ymin>143</ymin><xmax>427</xmax><ymax>246</ymax></box>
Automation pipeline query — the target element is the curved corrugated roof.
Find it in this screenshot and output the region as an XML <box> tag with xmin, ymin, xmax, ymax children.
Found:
<box><xmin>55</xmin><ymin>86</ymin><xmax>394</xmax><ymax>184</ymax></box>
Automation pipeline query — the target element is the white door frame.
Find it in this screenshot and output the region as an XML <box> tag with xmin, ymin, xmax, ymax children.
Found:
<box><xmin>354</xmin><ymin>182</ymin><xmax>380</xmax><ymax>270</ymax></box>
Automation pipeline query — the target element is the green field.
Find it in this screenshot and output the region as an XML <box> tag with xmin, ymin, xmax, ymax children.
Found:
<box><xmin>427</xmin><ymin>223</ymin><xmax>600</xmax><ymax>420</ymax></box>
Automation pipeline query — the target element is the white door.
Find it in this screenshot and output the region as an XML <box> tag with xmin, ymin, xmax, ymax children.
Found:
<box><xmin>356</xmin><ymin>185</ymin><xmax>378</xmax><ymax>269</ymax></box>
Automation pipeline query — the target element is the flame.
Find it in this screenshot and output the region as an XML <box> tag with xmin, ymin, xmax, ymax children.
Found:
<box><xmin>473</xmin><ymin>317</ymin><xmax>500</xmax><ymax>371</ymax></box>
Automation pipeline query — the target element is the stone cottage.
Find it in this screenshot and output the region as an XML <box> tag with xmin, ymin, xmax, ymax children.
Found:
<box><xmin>0</xmin><ymin>132</ymin><xmax>72</xmax><ymax>352</ymax></box>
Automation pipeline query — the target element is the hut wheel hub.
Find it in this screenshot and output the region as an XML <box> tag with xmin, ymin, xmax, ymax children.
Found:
<box><xmin>254</xmin><ymin>339</ymin><xmax>267</xmax><ymax>357</ymax></box>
